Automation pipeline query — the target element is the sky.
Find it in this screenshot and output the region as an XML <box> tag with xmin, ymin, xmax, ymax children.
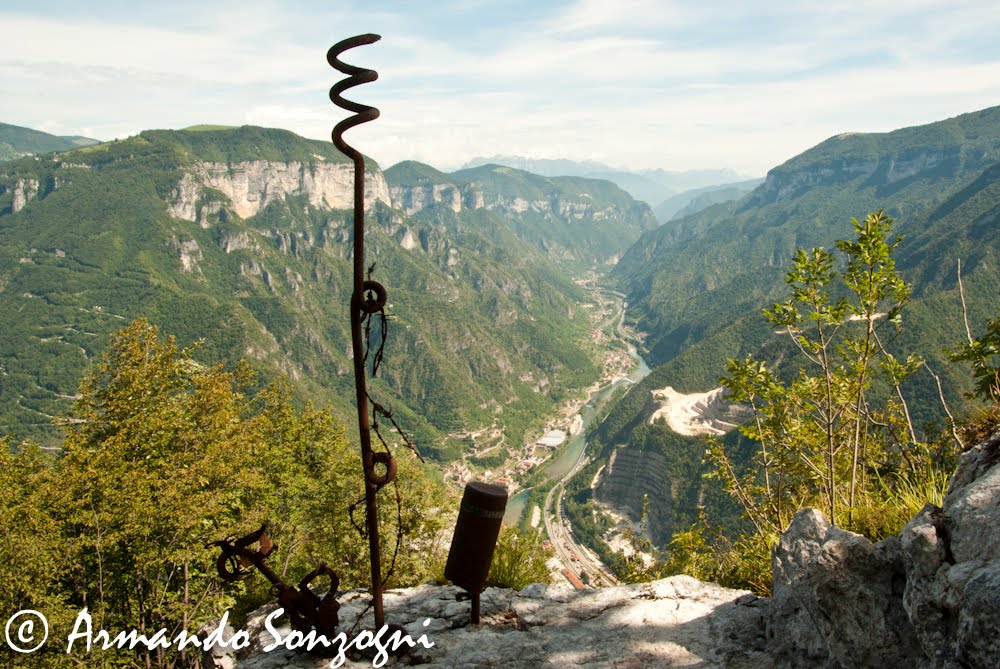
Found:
<box><xmin>3</xmin><ymin>1</ymin><xmax>1000</xmax><ymax>176</ymax></box>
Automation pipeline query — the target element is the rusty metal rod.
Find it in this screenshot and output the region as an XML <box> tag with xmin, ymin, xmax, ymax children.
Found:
<box><xmin>328</xmin><ymin>33</ymin><xmax>386</xmax><ymax>629</ymax></box>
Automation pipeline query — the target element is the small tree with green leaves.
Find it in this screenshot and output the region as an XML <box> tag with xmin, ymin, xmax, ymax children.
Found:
<box><xmin>949</xmin><ymin>314</ymin><xmax>1000</xmax><ymax>440</ymax></box>
<box><xmin>710</xmin><ymin>211</ymin><xmax>938</xmax><ymax>541</ymax></box>
<box><xmin>950</xmin><ymin>316</ymin><xmax>1000</xmax><ymax>403</ymax></box>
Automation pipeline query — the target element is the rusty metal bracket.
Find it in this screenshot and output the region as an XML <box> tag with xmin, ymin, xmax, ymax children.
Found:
<box><xmin>211</xmin><ymin>525</ymin><xmax>340</xmax><ymax>637</ymax></box>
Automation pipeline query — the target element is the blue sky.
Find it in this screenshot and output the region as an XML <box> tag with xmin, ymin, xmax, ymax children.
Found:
<box><xmin>3</xmin><ymin>0</ymin><xmax>1000</xmax><ymax>175</ymax></box>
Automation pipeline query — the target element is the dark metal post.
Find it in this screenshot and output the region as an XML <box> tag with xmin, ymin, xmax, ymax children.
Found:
<box><xmin>445</xmin><ymin>482</ymin><xmax>508</xmax><ymax>624</ymax></box>
<box><xmin>471</xmin><ymin>592</ymin><xmax>481</xmax><ymax>625</ymax></box>
<box><xmin>328</xmin><ymin>33</ymin><xmax>389</xmax><ymax>629</ymax></box>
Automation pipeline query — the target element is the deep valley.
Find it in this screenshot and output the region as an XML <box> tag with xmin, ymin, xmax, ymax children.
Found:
<box><xmin>3</xmin><ymin>105</ymin><xmax>1000</xmax><ymax>585</ymax></box>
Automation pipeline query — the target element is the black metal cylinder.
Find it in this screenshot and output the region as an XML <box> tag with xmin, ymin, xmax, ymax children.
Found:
<box><xmin>445</xmin><ymin>482</ymin><xmax>508</xmax><ymax>594</ymax></box>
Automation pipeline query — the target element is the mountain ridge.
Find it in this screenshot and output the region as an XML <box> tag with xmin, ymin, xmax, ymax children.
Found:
<box><xmin>385</xmin><ymin>160</ymin><xmax>658</xmax><ymax>267</ymax></box>
<box><xmin>582</xmin><ymin>103</ymin><xmax>1000</xmax><ymax>550</ymax></box>
<box><xmin>459</xmin><ymin>154</ymin><xmax>751</xmax><ymax>207</ymax></box>
<box><xmin>0</xmin><ymin>121</ymin><xmax>100</xmax><ymax>162</ymax></box>
<box><xmin>0</xmin><ymin>125</ymin><xmax>656</xmax><ymax>456</ymax></box>
<box><xmin>614</xmin><ymin>104</ymin><xmax>1000</xmax><ymax>371</ymax></box>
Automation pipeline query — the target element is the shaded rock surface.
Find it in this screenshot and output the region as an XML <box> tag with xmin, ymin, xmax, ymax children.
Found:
<box><xmin>899</xmin><ymin>429</ymin><xmax>1000</xmax><ymax>669</ymax></box>
<box><xmin>220</xmin><ymin>431</ymin><xmax>999</xmax><ymax>668</ymax></box>
<box><xmin>217</xmin><ymin>576</ymin><xmax>770</xmax><ymax>669</ymax></box>
<box><xmin>769</xmin><ymin>430</ymin><xmax>1000</xmax><ymax>669</ymax></box>
<box><xmin>769</xmin><ymin>510</ymin><xmax>922</xmax><ymax>668</ymax></box>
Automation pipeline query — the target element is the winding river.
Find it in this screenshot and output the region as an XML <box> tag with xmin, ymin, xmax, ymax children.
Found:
<box><xmin>503</xmin><ymin>335</ymin><xmax>651</xmax><ymax>525</ymax></box>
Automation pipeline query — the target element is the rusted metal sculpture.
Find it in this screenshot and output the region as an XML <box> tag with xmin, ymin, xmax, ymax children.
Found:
<box><xmin>445</xmin><ymin>482</ymin><xmax>508</xmax><ymax>623</ymax></box>
<box><xmin>328</xmin><ymin>33</ymin><xmax>395</xmax><ymax>629</ymax></box>
<box><xmin>212</xmin><ymin>525</ymin><xmax>340</xmax><ymax>636</ymax></box>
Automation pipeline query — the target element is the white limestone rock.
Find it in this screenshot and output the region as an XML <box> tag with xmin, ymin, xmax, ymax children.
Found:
<box><xmin>900</xmin><ymin>430</ymin><xmax>1000</xmax><ymax>669</ymax></box>
<box><xmin>214</xmin><ymin>576</ymin><xmax>770</xmax><ymax>668</ymax></box>
<box><xmin>768</xmin><ymin>429</ymin><xmax>1000</xmax><ymax>669</ymax></box>
<box><xmin>768</xmin><ymin>509</ymin><xmax>923</xmax><ymax>668</ymax></box>
<box><xmin>168</xmin><ymin>161</ymin><xmax>390</xmax><ymax>222</ymax></box>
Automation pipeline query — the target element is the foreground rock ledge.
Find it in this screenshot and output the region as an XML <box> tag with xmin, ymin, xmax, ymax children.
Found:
<box><xmin>220</xmin><ymin>576</ymin><xmax>770</xmax><ymax>668</ymax></box>
<box><xmin>219</xmin><ymin>432</ymin><xmax>998</xmax><ymax>669</ymax></box>
<box><xmin>769</xmin><ymin>430</ymin><xmax>1000</xmax><ymax>669</ymax></box>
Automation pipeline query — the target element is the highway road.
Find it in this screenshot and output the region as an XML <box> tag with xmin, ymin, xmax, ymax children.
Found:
<box><xmin>540</xmin><ymin>285</ymin><xmax>629</xmax><ymax>589</ymax></box>
<box><xmin>542</xmin><ymin>452</ymin><xmax>620</xmax><ymax>588</ymax></box>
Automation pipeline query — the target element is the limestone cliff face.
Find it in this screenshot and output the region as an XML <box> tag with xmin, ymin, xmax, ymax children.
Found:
<box><xmin>751</xmin><ymin>156</ymin><xmax>879</xmax><ymax>204</ymax></box>
<box><xmin>594</xmin><ymin>447</ymin><xmax>675</xmax><ymax>544</ymax></box>
<box><xmin>389</xmin><ymin>183</ymin><xmax>463</xmax><ymax>215</ymax></box>
<box><xmin>383</xmin><ymin>162</ymin><xmax>658</xmax><ymax>266</ymax></box>
<box><xmin>10</xmin><ymin>177</ymin><xmax>39</xmax><ymax>213</ymax></box>
<box><xmin>388</xmin><ymin>177</ymin><xmax>652</xmax><ymax>265</ymax></box>
<box><xmin>750</xmin><ymin>142</ymin><xmax>971</xmax><ymax>207</ymax></box>
<box><xmin>167</xmin><ymin>160</ymin><xmax>390</xmax><ymax>223</ymax></box>
<box><xmin>389</xmin><ymin>180</ymin><xmax>618</xmax><ymax>221</ymax></box>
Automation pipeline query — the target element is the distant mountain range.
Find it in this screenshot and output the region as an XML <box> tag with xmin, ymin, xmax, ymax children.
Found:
<box><xmin>4</xmin><ymin>106</ymin><xmax>1000</xmax><ymax>553</ymax></box>
<box><xmin>461</xmin><ymin>154</ymin><xmax>753</xmax><ymax>212</ymax></box>
<box><xmin>652</xmin><ymin>178</ymin><xmax>764</xmax><ymax>222</ymax></box>
<box><xmin>387</xmin><ymin>160</ymin><xmax>655</xmax><ymax>266</ymax></box>
<box><xmin>0</xmin><ymin>122</ymin><xmax>99</xmax><ymax>162</ymax></box>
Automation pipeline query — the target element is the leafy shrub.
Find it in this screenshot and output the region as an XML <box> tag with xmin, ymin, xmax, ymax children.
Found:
<box><xmin>950</xmin><ymin>313</ymin><xmax>1000</xmax><ymax>443</ymax></box>
<box><xmin>486</xmin><ymin>526</ymin><xmax>552</xmax><ymax>590</ymax></box>
<box><xmin>1</xmin><ymin>319</ymin><xmax>453</xmax><ymax>668</ymax></box>
<box><xmin>699</xmin><ymin>213</ymin><xmax>964</xmax><ymax>594</ymax></box>
<box><xmin>659</xmin><ymin>514</ymin><xmax>775</xmax><ymax>596</ymax></box>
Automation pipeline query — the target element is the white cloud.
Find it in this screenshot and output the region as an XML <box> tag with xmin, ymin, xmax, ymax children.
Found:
<box><xmin>3</xmin><ymin>1</ymin><xmax>1000</xmax><ymax>174</ymax></box>
<box><xmin>0</xmin><ymin>13</ymin><xmax>318</xmax><ymax>85</ymax></box>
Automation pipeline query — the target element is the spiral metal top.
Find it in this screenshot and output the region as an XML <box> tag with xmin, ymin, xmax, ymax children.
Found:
<box><xmin>328</xmin><ymin>34</ymin><xmax>381</xmax><ymax>162</ymax></box>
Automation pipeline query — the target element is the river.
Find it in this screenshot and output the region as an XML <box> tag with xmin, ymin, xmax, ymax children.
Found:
<box><xmin>503</xmin><ymin>339</ymin><xmax>651</xmax><ymax>525</ymax></box>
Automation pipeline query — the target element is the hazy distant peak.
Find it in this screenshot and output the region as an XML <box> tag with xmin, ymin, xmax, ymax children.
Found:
<box><xmin>460</xmin><ymin>155</ymin><xmax>751</xmax><ymax>208</ymax></box>
<box><xmin>462</xmin><ymin>155</ymin><xmax>618</xmax><ymax>176</ymax></box>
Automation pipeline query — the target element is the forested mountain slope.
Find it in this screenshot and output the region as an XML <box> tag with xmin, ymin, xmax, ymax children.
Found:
<box><xmin>0</xmin><ymin>122</ymin><xmax>99</xmax><ymax>162</ymax></box>
<box><xmin>0</xmin><ymin>126</ymin><xmax>652</xmax><ymax>456</ymax></box>
<box><xmin>614</xmin><ymin>105</ymin><xmax>1000</xmax><ymax>387</ymax></box>
<box><xmin>592</xmin><ymin>105</ymin><xmax>1000</xmax><ymax>543</ymax></box>
<box><xmin>386</xmin><ymin>160</ymin><xmax>657</xmax><ymax>267</ymax></box>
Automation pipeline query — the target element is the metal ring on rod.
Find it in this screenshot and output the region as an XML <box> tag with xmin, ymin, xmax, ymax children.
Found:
<box><xmin>366</xmin><ymin>451</ymin><xmax>397</xmax><ymax>488</ymax></box>
<box><xmin>358</xmin><ymin>280</ymin><xmax>387</xmax><ymax>314</ymax></box>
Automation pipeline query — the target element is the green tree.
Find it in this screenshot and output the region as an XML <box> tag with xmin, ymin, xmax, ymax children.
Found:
<box><xmin>949</xmin><ymin>313</ymin><xmax>1000</xmax><ymax>441</ymax></box>
<box><xmin>0</xmin><ymin>444</ymin><xmax>77</xmax><ymax>669</ymax></box>
<box><xmin>950</xmin><ymin>316</ymin><xmax>1000</xmax><ymax>403</ymax></box>
<box><xmin>50</xmin><ymin>319</ymin><xmax>452</xmax><ymax>668</ymax></box>
<box><xmin>711</xmin><ymin>211</ymin><xmax>940</xmax><ymax>537</ymax></box>
<box><xmin>59</xmin><ymin>320</ymin><xmax>279</xmax><ymax>668</ymax></box>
